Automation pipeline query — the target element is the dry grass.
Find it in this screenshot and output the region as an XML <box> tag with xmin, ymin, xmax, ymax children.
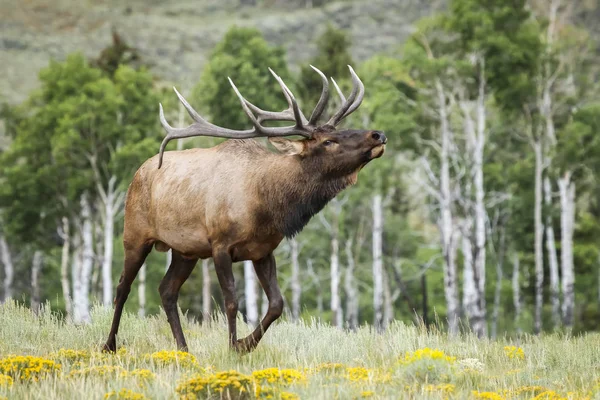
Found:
<box><xmin>1</xmin><ymin>301</ymin><xmax>599</xmax><ymax>399</ymax></box>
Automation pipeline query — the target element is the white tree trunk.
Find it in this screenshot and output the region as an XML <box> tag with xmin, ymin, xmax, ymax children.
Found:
<box><xmin>0</xmin><ymin>234</ymin><xmax>14</xmax><ymax>302</ymax></box>
<box><xmin>202</xmin><ymin>259</ymin><xmax>212</xmax><ymax>321</ymax></box>
<box><xmin>243</xmin><ymin>260</ymin><xmax>258</xmax><ymax>326</ymax></box>
<box><xmin>74</xmin><ymin>194</ymin><xmax>94</xmax><ymax>324</ymax></box>
<box><xmin>461</xmin><ymin>224</ymin><xmax>478</xmax><ymax>332</ymax></box>
<box><xmin>491</xmin><ymin>223</ymin><xmax>506</xmax><ymax>340</ymax></box>
<box><xmin>290</xmin><ymin>238</ymin><xmax>301</xmax><ymax>321</ymax></box>
<box><xmin>138</xmin><ymin>262</ymin><xmax>146</xmax><ymax>317</ymax></box>
<box><xmin>327</xmin><ymin>200</ymin><xmax>344</xmax><ymax>329</ymax></box>
<box><xmin>436</xmin><ymin>79</ymin><xmax>459</xmax><ymax>335</ymax></box>
<box><xmin>101</xmin><ymin>178</ymin><xmax>120</xmax><ymax>307</ymax></box>
<box><xmin>533</xmin><ymin>140</ymin><xmax>544</xmax><ymax>334</ymax></box>
<box><xmin>544</xmin><ymin>176</ymin><xmax>561</xmax><ymax>328</ymax></box>
<box><xmin>372</xmin><ymin>193</ymin><xmax>384</xmax><ymax>332</ymax></box>
<box><xmin>512</xmin><ymin>253</ymin><xmax>522</xmax><ymax>334</ymax></box>
<box><xmin>558</xmin><ymin>172</ymin><xmax>575</xmax><ymax>328</ymax></box>
<box><xmin>30</xmin><ymin>251</ymin><xmax>43</xmax><ymax>314</ymax></box>
<box><xmin>307</xmin><ymin>259</ymin><xmax>323</xmax><ymax>316</ymax></box>
<box><xmin>58</xmin><ymin>217</ymin><xmax>73</xmax><ymax>317</ymax></box>
<box><xmin>382</xmin><ymin>267</ymin><xmax>394</xmax><ymax>329</ymax></box>
<box><xmin>344</xmin><ymin>238</ymin><xmax>359</xmax><ymax>331</ymax></box>
<box><xmin>473</xmin><ymin>59</ymin><xmax>488</xmax><ymax>337</ymax></box>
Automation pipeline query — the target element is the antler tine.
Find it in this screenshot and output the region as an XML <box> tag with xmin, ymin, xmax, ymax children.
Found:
<box><xmin>228</xmin><ymin>77</ymin><xmax>263</xmax><ymax>130</ymax></box>
<box><xmin>268</xmin><ymin>68</ymin><xmax>308</xmax><ymax>125</ymax></box>
<box><xmin>173</xmin><ymin>87</ymin><xmax>206</xmax><ymax>123</ymax></box>
<box><xmin>331</xmin><ymin>78</ymin><xmax>345</xmax><ymax>104</ymax></box>
<box><xmin>339</xmin><ymin>65</ymin><xmax>365</xmax><ymax>119</ymax></box>
<box><xmin>326</xmin><ymin>65</ymin><xmax>362</xmax><ymax>126</ymax></box>
<box><xmin>307</xmin><ymin>65</ymin><xmax>330</xmax><ymax>126</ymax></box>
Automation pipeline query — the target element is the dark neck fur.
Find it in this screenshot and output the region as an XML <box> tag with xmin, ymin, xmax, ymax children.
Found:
<box><xmin>260</xmin><ymin>158</ymin><xmax>355</xmax><ymax>238</ymax></box>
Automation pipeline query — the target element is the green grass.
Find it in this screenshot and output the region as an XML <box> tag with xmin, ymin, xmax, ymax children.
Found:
<box><xmin>0</xmin><ymin>301</ymin><xmax>599</xmax><ymax>399</ymax></box>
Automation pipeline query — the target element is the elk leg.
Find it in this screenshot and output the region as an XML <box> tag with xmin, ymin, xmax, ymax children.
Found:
<box><xmin>159</xmin><ymin>251</ymin><xmax>198</xmax><ymax>351</ymax></box>
<box><xmin>213</xmin><ymin>251</ymin><xmax>238</xmax><ymax>348</ymax></box>
<box><xmin>237</xmin><ymin>253</ymin><xmax>283</xmax><ymax>352</ymax></box>
<box><xmin>103</xmin><ymin>243</ymin><xmax>151</xmax><ymax>352</ymax></box>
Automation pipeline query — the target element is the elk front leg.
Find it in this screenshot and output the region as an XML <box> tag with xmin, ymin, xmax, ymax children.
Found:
<box><xmin>159</xmin><ymin>251</ymin><xmax>197</xmax><ymax>351</ymax></box>
<box><xmin>213</xmin><ymin>251</ymin><xmax>239</xmax><ymax>348</ymax></box>
<box><xmin>237</xmin><ymin>253</ymin><xmax>283</xmax><ymax>352</ymax></box>
<box><xmin>103</xmin><ymin>242</ymin><xmax>151</xmax><ymax>353</ymax></box>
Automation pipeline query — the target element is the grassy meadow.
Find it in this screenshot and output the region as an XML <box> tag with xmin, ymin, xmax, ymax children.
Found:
<box><xmin>0</xmin><ymin>301</ymin><xmax>599</xmax><ymax>399</ymax></box>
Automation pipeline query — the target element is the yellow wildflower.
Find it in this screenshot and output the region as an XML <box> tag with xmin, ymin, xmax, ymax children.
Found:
<box><xmin>148</xmin><ymin>350</ymin><xmax>198</xmax><ymax>368</ymax></box>
<box><xmin>346</xmin><ymin>367</ymin><xmax>371</xmax><ymax>382</ymax></box>
<box><xmin>532</xmin><ymin>391</ymin><xmax>567</xmax><ymax>400</ymax></box>
<box><xmin>472</xmin><ymin>391</ymin><xmax>505</xmax><ymax>400</ymax></box>
<box><xmin>126</xmin><ymin>369</ymin><xmax>155</xmax><ymax>381</ymax></box>
<box><xmin>503</xmin><ymin>346</ymin><xmax>525</xmax><ymax>360</ymax></box>
<box><xmin>104</xmin><ymin>389</ymin><xmax>148</xmax><ymax>400</ymax></box>
<box><xmin>311</xmin><ymin>362</ymin><xmax>346</xmax><ymax>376</ymax></box>
<box><xmin>0</xmin><ymin>374</ymin><xmax>13</xmax><ymax>387</ymax></box>
<box><xmin>361</xmin><ymin>391</ymin><xmax>375</xmax><ymax>398</ymax></box>
<box><xmin>176</xmin><ymin>370</ymin><xmax>254</xmax><ymax>399</ymax></box>
<box><xmin>401</xmin><ymin>348</ymin><xmax>456</xmax><ymax>364</ymax></box>
<box><xmin>0</xmin><ymin>355</ymin><xmax>61</xmax><ymax>381</ymax></box>
<box><xmin>252</xmin><ymin>368</ymin><xmax>306</xmax><ymax>385</ymax></box>
<box><xmin>49</xmin><ymin>348</ymin><xmax>90</xmax><ymax>362</ymax></box>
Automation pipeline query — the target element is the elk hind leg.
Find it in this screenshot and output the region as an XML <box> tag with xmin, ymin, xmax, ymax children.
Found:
<box><xmin>159</xmin><ymin>250</ymin><xmax>197</xmax><ymax>351</ymax></box>
<box><xmin>237</xmin><ymin>253</ymin><xmax>283</xmax><ymax>353</ymax></box>
<box><xmin>213</xmin><ymin>250</ymin><xmax>239</xmax><ymax>349</ymax></box>
<box><xmin>103</xmin><ymin>242</ymin><xmax>151</xmax><ymax>352</ymax></box>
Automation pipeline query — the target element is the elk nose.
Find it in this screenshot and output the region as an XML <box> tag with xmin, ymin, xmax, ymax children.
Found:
<box><xmin>371</xmin><ymin>131</ymin><xmax>387</xmax><ymax>144</ymax></box>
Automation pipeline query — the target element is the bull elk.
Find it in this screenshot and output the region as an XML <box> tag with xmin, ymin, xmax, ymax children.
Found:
<box><xmin>102</xmin><ymin>65</ymin><xmax>386</xmax><ymax>353</ymax></box>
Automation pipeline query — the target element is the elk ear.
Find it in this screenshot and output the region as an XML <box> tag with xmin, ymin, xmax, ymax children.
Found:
<box><xmin>268</xmin><ymin>137</ymin><xmax>305</xmax><ymax>155</ymax></box>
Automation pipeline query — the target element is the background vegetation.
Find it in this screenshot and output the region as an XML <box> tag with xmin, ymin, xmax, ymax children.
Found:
<box><xmin>1</xmin><ymin>0</ymin><xmax>600</xmax><ymax>342</ymax></box>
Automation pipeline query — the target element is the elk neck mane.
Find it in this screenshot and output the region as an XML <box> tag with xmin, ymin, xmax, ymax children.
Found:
<box><xmin>222</xmin><ymin>139</ymin><xmax>357</xmax><ymax>239</ymax></box>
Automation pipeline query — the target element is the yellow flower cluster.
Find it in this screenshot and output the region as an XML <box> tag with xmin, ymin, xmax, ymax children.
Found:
<box><xmin>313</xmin><ymin>362</ymin><xmax>346</xmax><ymax>373</ymax></box>
<box><xmin>531</xmin><ymin>391</ymin><xmax>568</xmax><ymax>400</ymax></box>
<box><xmin>68</xmin><ymin>365</ymin><xmax>126</xmax><ymax>378</ymax></box>
<box><xmin>127</xmin><ymin>369</ymin><xmax>155</xmax><ymax>381</ymax></box>
<box><xmin>361</xmin><ymin>391</ymin><xmax>375</xmax><ymax>398</ymax></box>
<box><xmin>472</xmin><ymin>391</ymin><xmax>505</xmax><ymax>400</ymax></box>
<box><xmin>0</xmin><ymin>355</ymin><xmax>61</xmax><ymax>381</ymax></box>
<box><xmin>401</xmin><ymin>348</ymin><xmax>456</xmax><ymax>364</ymax></box>
<box><xmin>149</xmin><ymin>350</ymin><xmax>198</xmax><ymax>368</ymax></box>
<box><xmin>255</xmin><ymin>386</ymin><xmax>300</xmax><ymax>399</ymax></box>
<box><xmin>252</xmin><ymin>368</ymin><xmax>306</xmax><ymax>385</ymax></box>
<box><xmin>0</xmin><ymin>374</ymin><xmax>13</xmax><ymax>387</ymax></box>
<box><xmin>104</xmin><ymin>389</ymin><xmax>148</xmax><ymax>400</ymax></box>
<box><xmin>346</xmin><ymin>367</ymin><xmax>371</xmax><ymax>382</ymax></box>
<box><xmin>49</xmin><ymin>349</ymin><xmax>90</xmax><ymax>362</ymax></box>
<box><xmin>504</xmin><ymin>346</ymin><xmax>525</xmax><ymax>360</ymax></box>
<box><xmin>176</xmin><ymin>370</ymin><xmax>254</xmax><ymax>400</ymax></box>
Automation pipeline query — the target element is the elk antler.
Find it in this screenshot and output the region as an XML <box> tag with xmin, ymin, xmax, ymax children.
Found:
<box><xmin>157</xmin><ymin>65</ymin><xmax>364</xmax><ymax>168</ymax></box>
<box><xmin>326</xmin><ymin>65</ymin><xmax>365</xmax><ymax>127</ymax></box>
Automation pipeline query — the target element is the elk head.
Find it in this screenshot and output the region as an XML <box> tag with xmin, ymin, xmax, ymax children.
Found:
<box><xmin>157</xmin><ymin>65</ymin><xmax>386</xmax><ymax>174</ymax></box>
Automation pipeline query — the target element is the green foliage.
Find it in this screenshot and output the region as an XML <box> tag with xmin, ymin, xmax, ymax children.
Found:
<box><xmin>299</xmin><ymin>25</ymin><xmax>354</xmax><ymax>122</ymax></box>
<box><xmin>191</xmin><ymin>26</ymin><xmax>290</xmax><ymax>131</ymax></box>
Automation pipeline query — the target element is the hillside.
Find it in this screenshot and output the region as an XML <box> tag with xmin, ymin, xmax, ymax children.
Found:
<box><xmin>0</xmin><ymin>0</ymin><xmax>436</xmax><ymax>105</ymax></box>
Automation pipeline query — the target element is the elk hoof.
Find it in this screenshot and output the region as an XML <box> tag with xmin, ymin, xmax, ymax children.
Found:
<box><xmin>233</xmin><ymin>338</ymin><xmax>256</xmax><ymax>354</ymax></box>
<box><xmin>102</xmin><ymin>342</ymin><xmax>116</xmax><ymax>353</ymax></box>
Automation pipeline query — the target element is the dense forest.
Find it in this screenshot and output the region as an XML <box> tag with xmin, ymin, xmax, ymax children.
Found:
<box><xmin>1</xmin><ymin>0</ymin><xmax>599</xmax><ymax>337</ymax></box>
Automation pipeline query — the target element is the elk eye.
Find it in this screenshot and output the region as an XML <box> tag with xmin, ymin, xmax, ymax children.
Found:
<box><xmin>323</xmin><ymin>140</ymin><xmax>334</xmax><ymax>146</ymax></box>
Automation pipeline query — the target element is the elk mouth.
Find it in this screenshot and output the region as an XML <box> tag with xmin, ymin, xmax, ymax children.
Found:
<box><xmin>366</xmin><ymin>144</ymin><xmax>386</xmax><ymax>160</ymax></box>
